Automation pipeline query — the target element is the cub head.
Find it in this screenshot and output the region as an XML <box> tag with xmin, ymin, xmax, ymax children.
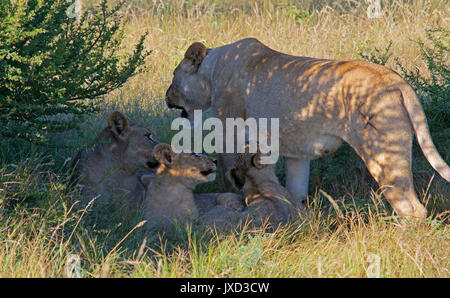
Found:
<box><xmin>227</xmin><ymin>151</ymin><xmax>276</xmax><ymax>192</ymax></box>
<box><xmin>152</xmin><ymin>143</ymin><xmax>217</xmax><ymax>187</ymax></box>
<box><xmin>104</xmin><ymin>111</ymin><xmax>160</xmax><ymax>172</ymax></box>
<box><xmin>165</xmin><ymin>42</ymin><xmax>211</xmax><ymax>122</ymax></box>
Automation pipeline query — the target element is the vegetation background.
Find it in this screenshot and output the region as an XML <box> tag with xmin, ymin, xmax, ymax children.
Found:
<box><xmin>0</xmin><ymin>0</ymin><xmax>448</xmax><ymax>277</ymax></box>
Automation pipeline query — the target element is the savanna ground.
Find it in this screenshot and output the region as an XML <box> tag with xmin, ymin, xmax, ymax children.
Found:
<box><xmin>0</xmin><ymin>0</ymin><xmax>449</xmax><ymax>277</ymax></box>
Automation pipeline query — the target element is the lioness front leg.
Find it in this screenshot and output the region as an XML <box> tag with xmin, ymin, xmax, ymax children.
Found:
<box><xmin>285</xmin><ymin>157</ymin><xmax>310</xmax><ymax>211</ymax></box>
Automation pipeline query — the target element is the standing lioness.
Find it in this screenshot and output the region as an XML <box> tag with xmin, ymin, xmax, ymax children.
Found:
<box><xmin>165</xmin><ymin>38</ymin><xmax>450</xmax><ymax>219</ymax></box>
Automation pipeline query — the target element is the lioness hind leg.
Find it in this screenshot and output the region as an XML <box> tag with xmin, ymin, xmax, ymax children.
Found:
<box><xmin>354</xmin><ymin>140</ymin><xmax>427</xmax><ymax>219</ymax></box>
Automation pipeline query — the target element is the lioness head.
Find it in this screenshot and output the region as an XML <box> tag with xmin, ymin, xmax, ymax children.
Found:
<box><xmin>165</xmin><ymin>42</ymin><xmax>211</xmax><ymax>122</ymax></box>
<box><xmin>70</xmin><ymin>111</ymin><xmax>161</xmax><ymax>210</ymax></box>
<box><xmin>152</xmin><ymin>143</ymin><xmax>217</xmax><ymax>186</ymax></box>
<box><xmin>103</xmin><ymin>111</ymin><xmax>160</xmax><ymax>172</ymax></box>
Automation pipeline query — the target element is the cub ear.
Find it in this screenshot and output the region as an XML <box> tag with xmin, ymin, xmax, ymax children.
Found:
<box><xmin>108</xmin><ymin>111</ymin><xmax>131</xmax><ymax>141</ymax></box>
<box><xmin>183</xmin><ymin>42</ymin><xmax>207</xmax><ymax>73</ymax></box>
<box><xmin>153</xmin><ymin>143</ymin><xmax>175</xmax><ymax>166</ymax></box>
<box><xmin>226</xmin><ymin>167</ymin><xmax>246</xmax><ymax>190</ymax></box>
<box><xmin>250</xmin><ymin>151</ymin><xmax>265</xmax><ymax>169</ymax></box>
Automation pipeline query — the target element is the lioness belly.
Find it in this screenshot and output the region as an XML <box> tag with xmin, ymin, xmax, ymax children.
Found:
<box><xmin>246</xmin><ymin>90</ymin><xmax>345</xmax><ymax>160</ymax></box>
<box><xmin>280</xmin><ymin>127</ymin><xmax>343</xmax><ymax>160</ymax></box>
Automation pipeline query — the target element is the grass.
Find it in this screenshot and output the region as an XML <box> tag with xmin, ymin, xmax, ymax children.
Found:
<box><xmin>0</xmin><ymin>0</ymin><xmax>449</xmax><ymax>278</ymax></box>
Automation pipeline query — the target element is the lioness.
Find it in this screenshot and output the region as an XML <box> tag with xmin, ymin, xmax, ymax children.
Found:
<box><xmin>141</xmin><ymin>143</ymin><xmax>218</xmax><ymax>229</ymax></box>
<box><xmin>165</xmin><ymin>38</ymin><xmax>450</xmax><ymax>219</ymax></box>
<box><xmin>71</xmin><ymin>111</ymin><xmax>160</xmax><ymax>209</ymax></box>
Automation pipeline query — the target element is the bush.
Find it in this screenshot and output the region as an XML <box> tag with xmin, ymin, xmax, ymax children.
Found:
<box><xmin>0</xmin><ymin>0</ymin><xmax>150</xmax><ymax>145</ymax></box>
<box><xmin>395</xmin><ymin>28</ymin><xmax>449</xmax><ymax>157</ymax></box>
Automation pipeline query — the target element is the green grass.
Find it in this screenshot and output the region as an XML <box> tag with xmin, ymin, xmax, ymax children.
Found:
<box><xmin>0</xmin><ymin>0</ymin><xmax>449</xmax><ymax>278</ymax></box>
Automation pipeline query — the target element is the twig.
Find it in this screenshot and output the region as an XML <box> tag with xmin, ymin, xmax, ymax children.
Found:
<box><xmin>105</xmin><ymin>220</ymin><xmax>147</xmax><ymax>260</ymax></box>
<box><xmin>320</xmin><ymin>189</ymin><xmax>344</xmax><ymax>218</ymax></box>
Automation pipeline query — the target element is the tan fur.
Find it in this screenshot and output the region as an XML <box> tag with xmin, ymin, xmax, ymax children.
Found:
<box><xmin>166</xmin><ymin>38</ymin><xmax>450</xmax><ymax>219</ymax></box>
<box><xmin>200</xmin><ymin>151</ymin><xmax>298</xmax><ymax>231</ymax></box>
<box><xmin>142</xmin><ymin>144</ymin><xmax>218</xmax><ymax>229</ymax></box>
<box><xmin>197</xmin><ymin>192</ymin><xmax>247</xmax><ymax>231</ymax></box>
<box><xmin>216</xmin><ymin>192</ymin><xmax>246</xmax><ymax>211</ymax></box>
<box><xmin>184</xmin><ymin>42</ymin><xmax>207</xmax><ymax>72</ymax></box>
<box><xmin>228</xmin><ymin>152</ymin><xmax>298</xmax><ymax>226</ymax></box>
<box><xmin>194</xmin><ymin>192</ymin><xmax>245</xmax><ymax>213</ymax></box>
<box><xmin>71</xmin><ymin>111</ymin><xmax>160</xmax><ymax>209</ymax></box>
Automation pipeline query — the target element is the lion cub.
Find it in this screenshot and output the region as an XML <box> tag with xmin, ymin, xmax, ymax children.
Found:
<box><xmin>71</xmin><ymin>111</ymin><xmax>160</xmax><ymax>209</ymax></box>
<box><xmin>227</xmin><ymin>151</ymin><xmax>298</xmax><ymax>227</ymax></box>
<box><xmin>200</xmin><ymin>151</ymin><xmax>298</xmax><ymax>231</ymax></box>
<box><xmin>142</xmin><ymin>144</ymin><xmax>219</xmax><ymax>229</ymax></box>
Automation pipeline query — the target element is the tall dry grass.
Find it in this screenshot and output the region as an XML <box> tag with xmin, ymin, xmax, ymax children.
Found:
<box><xmin>0</xmin><ymin>156</ymin><xmax>447</xmax><ymax>277</ymax></box>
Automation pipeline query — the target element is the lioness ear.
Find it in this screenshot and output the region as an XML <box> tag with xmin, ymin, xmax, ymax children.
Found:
<box><xmin>183</xmin><ymin>42</ymin><xmax>207</xmax><ymax>73</ymax></box>
<box><xmin>153</xmin><ymin>143</ymin><xmax>175</xmax><ymax>166</ymax></box>
<box><xmin>108</xmin><ymin>111</ymin><xmax>131</xmax><ymax>141</ymax></box>
<box><xmin>227</xmin><ymin>167</ymin><xmax>246</xmax><ymax>190</ymax></box>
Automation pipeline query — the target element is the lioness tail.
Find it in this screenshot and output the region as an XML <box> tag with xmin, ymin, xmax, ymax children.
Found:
<box><xmin>400</xmin><ymin>83</ymin><xmax>450</xmax><ymax>182</ymax></box>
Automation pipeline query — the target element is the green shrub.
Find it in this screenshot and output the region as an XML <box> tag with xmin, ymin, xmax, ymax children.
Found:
<box><xmin>357</xmin><ymin>40</ymin><xmax>393</xmax><ymax>66</ymax></box>
<box><xmin>395</xmin><ymin>28</ymin><xmax>449</xmax><ymax>158</ymax></box>
<box><xmin>0</xmin><ymin>0</ymin><xmax>150</xmax><ymax>145</ymax></box>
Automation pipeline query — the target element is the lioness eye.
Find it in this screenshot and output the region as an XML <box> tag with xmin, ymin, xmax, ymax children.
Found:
<box><xmin>191</xmin><ymin>153</ymin><xmax>200</xmax><ymax>158</ymax></box>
